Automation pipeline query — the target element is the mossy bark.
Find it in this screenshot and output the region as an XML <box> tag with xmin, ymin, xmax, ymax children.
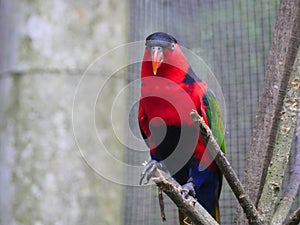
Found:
<box><xmin>258</xmin><ymin>55</ymin><xmax>300</xmax><ymax>223</ymax></box>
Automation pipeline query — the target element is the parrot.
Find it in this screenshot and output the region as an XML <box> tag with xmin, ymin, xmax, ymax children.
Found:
<box><xmin>138</xmin><ymin>32</ymin><xmax>226</xmax><ymax>224</ymax></box>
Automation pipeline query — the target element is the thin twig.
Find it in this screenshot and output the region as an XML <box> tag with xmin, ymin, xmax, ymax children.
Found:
<box><xmin>158</xmin><ymin>188</ymin><xmax>166</xmax><ymax>222</ymax></box>
<box><xmin>190</xmin><ymin>110</ymin><xmax>264</xmax><ymax>225</ymax></box>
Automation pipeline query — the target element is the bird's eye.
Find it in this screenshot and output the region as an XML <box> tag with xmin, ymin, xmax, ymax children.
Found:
<box><xmin>172</xmin><ymin>43</ymin><xmax>176</xmax><ymax>50</ymax></box>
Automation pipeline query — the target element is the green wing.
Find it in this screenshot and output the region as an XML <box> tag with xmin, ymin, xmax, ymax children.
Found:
<box><xmin>203</xmin><ymin>89</ymin><xmax>226</xmax><ymax>154</ymax></box>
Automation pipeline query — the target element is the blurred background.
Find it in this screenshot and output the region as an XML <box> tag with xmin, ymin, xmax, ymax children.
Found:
<box><xmin>0</xmin><ymin>0</ymin><xmax>299</xmax><ymax>225</ymax></box>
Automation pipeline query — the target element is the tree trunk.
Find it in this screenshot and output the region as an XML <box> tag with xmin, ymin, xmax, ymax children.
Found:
<box><xmin>236</xmin><ymin>0</ymin><xmax>300</xmax><ymax>223</ymax></box>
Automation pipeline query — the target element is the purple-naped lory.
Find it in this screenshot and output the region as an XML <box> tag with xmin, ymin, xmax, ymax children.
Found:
<box><xmin>139</xmin><ymin>32</ymin><xmax>226</xmax><ymax>224</ymax></box>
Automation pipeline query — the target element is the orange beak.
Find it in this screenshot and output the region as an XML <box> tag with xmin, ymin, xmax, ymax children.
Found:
<box><xmin>151</xmin><ymin>47</ymin><xmax>164</xmax><ymax>75</ymax></box>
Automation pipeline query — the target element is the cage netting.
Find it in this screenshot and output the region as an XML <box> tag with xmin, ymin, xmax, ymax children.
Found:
<box><xmin>123</xmin><ymin>1</ymin><xmax>299</xmax><ymax>224</ymax></box>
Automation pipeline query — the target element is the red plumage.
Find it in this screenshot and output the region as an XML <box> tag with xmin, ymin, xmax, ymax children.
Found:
<box><xmin>139</xmin><ymin>38</ymin><xmax>213</xmax><ymax>168</ymax></box>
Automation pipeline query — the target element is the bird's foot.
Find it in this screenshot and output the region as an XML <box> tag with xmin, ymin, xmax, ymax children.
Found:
<box><xmin>181</xmin><ymin>178</ymin><xmax>196</xmax><ymax>198</ymax></box>
<box><xmin>140</xmin><ymin>160</ymin><xmax>166</xmax><ymax>185</ymax></box>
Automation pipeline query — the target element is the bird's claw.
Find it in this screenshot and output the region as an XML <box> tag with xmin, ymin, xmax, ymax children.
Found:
<box><xmin>181</xmin><ymin>178</ymin><xmax>196</xmax><ymax>198</ymax></box>
<box><xmin>140</xmin><ymin>160</ymin><xmax>165</xmax><ymax>185</ymax></box>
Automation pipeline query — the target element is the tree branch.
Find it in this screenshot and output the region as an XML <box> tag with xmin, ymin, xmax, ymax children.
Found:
<box><xmin>151</xmin><ymin>169</ymin><xmax>218</xmax><ymax>225</ymax></box>
<box><xmin>240</xmin><ymin>0</ymin><xmax>300</xmax><ymax>216</ymax></box>
<box><xmin>190</xmin><ymin>111</ymin><xmax>264</xmax><ymax>225</ymax></box>
<box><xmin>284</xmin><ymin>207</ymin><xmax>300</xmax><ymax>225</ymax></box>
<box><xmin>270</xmin><ymin>57</ymin><xmax>300</xmax><ymax>225</ymax></box>
<box><xmin>258</xmin><ymin>55</ymin><xmax>300</xmax><ymax>222</ymax></box>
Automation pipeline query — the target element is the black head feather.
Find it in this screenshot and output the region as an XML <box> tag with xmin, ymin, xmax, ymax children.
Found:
<box><xmin>145</xmin><ymin>32</ymin><xmax>177</xmax><ymax>50</ymax></box>
<box><xmin>146</xmin><ymin>32</ymin><xmax>177</xmax><ymax>43</ymax></box>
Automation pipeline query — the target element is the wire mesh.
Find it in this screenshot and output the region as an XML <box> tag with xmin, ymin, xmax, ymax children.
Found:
<box><xmin>124</xmin><ymin>1</ymin><xmax>299</xmax><ymax>224</ymax></box>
